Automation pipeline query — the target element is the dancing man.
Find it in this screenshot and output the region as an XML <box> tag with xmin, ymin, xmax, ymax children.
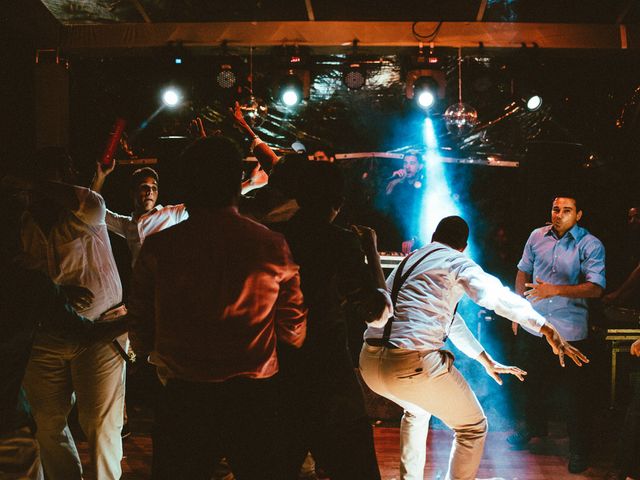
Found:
<box><xmin>359</xmin><ymin>215</ymin><xmax>588</xmax><ymax>480</ymax></box>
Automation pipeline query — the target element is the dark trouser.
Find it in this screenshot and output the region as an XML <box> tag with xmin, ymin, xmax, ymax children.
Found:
<box><xmin>617</xmin><ymin>366</ymin><xmax>640</xmax><ymax>478</ymax></box>
<box><xmin>516</xmin><ymin>333</ymin><xmax>593</xmax><ymax>455</ymax></box>
<box><xmin>152</xmin><ymin>376</ymin><xmax>279</xmax><ymax>480</ymax></box>
<box><xmin>278</xmin><ymin>334</ymin><xmax>381</xmax><ymax>480</ymax></box>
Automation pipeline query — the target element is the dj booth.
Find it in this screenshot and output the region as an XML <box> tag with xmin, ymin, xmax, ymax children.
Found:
<box><xmin>603</xmin><ymin>307</ymin><xmax>640</xmax><ymax>408</ymax></box>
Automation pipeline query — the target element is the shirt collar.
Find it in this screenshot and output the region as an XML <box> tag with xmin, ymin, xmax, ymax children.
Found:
<box><xmin>544</xmin><ymin>223</ymin><xmax>582</xmax><ymax>241</ymax></box>
<box><xmin>132</xmin><ymin>204</ymin><xmax>163</xmax><ymax>221</ymax></box>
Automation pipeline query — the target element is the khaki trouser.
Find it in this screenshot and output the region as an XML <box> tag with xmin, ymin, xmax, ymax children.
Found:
<box><xmin>0</xmin><ymin>426</ymin><xmax>44</xmax><ymax>480</ymax></box>
<box><xmin>359</xmin><ymin>344</ymin><xmax>487</xmax><ymax>480</ymax></box>
<box><xmin>23</xmin><ymin>332</ymin><xmax>126</xmax><ymax>480</ymax></box>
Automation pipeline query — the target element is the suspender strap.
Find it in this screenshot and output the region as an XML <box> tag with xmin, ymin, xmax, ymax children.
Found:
<box><xmin>381</xmin><ymin>247</ymin><xmax>446</xmax><ymax>347</ymax></box>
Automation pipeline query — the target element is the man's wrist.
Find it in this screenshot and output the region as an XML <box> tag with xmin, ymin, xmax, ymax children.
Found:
<box><xmin>540</xmin><ymin>322</ymin><xmax>555</xmax><ymax>337</ymax></box>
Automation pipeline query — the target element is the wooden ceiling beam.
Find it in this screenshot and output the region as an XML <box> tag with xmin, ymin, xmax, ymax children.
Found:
<box><xmin>58</xmin><ymin>21</ymin><xmax>635</xmax><ymax>51</ymax></box>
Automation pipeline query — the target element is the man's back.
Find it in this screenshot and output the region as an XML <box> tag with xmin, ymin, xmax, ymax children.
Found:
<box><xmin>129</xmin><ymin>207</ymin><xmax>306</xmax><ymax>382</ymax></box>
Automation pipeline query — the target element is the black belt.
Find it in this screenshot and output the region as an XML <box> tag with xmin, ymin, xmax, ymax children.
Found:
<box><xmin>366</xmin><ymin>338</ymin><xmax>400</xmax><ymax>349</ymax></box>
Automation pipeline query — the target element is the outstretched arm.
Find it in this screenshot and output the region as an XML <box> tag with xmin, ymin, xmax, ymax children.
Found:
<box><xmin>230</xmin><ymin>101</ymin><xmax>279</xmax><ymax>173</ymax></box>
<box><xmin>90</xmin><ymin>161</ymin><xmax>116</xmax><ymax>194</ymax></box>
<box><xmin>512</xmin><ymin>269</ymin><xmax>531</xmax><ymax>335</ymax></box>
<box><xmin>476</xmin><ymin>350</ymin><xmax>527</xmax><ymax>385</ymax></box>
<box><xmin>456</xmin><ymin>260</ymin><xmax>589</xmax><ymax>367</ymax></box>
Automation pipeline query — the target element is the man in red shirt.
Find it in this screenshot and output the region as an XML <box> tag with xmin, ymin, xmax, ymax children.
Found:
<box><xmin>128</xmin><ymin>136</ymin><xmax>307</xmax><ymax>480</ymax></box>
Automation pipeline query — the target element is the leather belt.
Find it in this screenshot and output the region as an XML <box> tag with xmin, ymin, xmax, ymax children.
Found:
<box><xmin>366</xmin><ymin>339</ymin><xmax>400</xmax><ymax>349</ymax></box>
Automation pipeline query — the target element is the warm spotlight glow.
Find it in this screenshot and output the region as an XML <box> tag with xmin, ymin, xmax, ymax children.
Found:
<box><xmin>526</xmin><ymin>95</ymin><xmax>542</xmax><ymax>111</ymax></box>
<box><xmin>162</xmin><ymin>89</ymin><xmax>181</xmax><ymax>107</ymax></box>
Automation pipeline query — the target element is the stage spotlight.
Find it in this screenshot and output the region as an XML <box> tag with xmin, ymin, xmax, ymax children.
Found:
<box><xmin>343</xmin><ymin>63</ymin><xmax>366</xmax><ymax>90</ymax></box>
<box><xmin>405</xmin><ymin>69</ymin><xmax>445</xmax><ymax>111</ymax></box>
<box><xmin>216</xmin><ymin>63</ymin><xmax>237</xmax><ymax>89</ymax></box>
<box><xmin>161</xmin><ymin>88</ymin><xmax>181</xmax><ymax>107</ymax></box>
<box><xmin>278</xmin><ymin>74</ymin><xmax>303</xmax><ymax>107</ymax></box>
<box><xmin>282</xmin><ymin>89</ymin><xmax>299</xmax><ymax>106</ymax></box>
<box><xmin>526</xmin><ymin>94</ymin><xmax>543</xmax><ymax>111</ymax></box>
<box><xmin>417</xmin><ymin>90</ymin><xmax>435</xmax><ymax>109</ymax></box>
<box><xmin>413</xmin><ymin>76</ymin><xmax>439</xmax><ymax>110</ymax></box>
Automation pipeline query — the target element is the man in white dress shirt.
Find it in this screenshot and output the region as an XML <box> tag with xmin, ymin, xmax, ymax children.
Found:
<box><xmin>92</xmin><ymin>163</ymin><xmax>188</xmax><ymax>266</ymax></box>
<box><xmin>19</xmin><ymin>147</ymin><xmax>126</xmax><ymax>480</ymax></box>
<box><xmin>359</xmin><ymin>216</ymin><xmax>588</xmax><ymax>480</ymax></box>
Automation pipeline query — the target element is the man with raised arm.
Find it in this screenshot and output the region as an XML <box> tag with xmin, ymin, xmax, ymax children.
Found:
<box><xmin>18</xmin><ymin>147</ymin><xmax>127</xmax><ymax>480</ymax></box>
<box><xmin>91</xmin><ymin>163</ymin><xmax>188</xmax><ymax>266</ymax></box>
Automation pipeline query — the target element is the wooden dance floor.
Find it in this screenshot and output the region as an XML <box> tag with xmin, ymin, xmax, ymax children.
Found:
<box><xmin>77</xmin><ymin>423</ymin><xmax>615</xmax><ymax>479</ymax></box>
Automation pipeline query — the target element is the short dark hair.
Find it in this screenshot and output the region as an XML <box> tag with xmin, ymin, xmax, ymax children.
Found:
<box><xmin>31</xmin><ymin>147</ymin><xmax>73</xmax><ymax>181</ymax></box>
<box><xmin>180</xmin><ymin>136</ymin><xmax>243</xmax><ymax>208</ymax></box>
<box><xmin>130</xmin><ymin>167</ymin><xmax>159</xmax><ymax>190</ymax></box>
<box><xmin>295</xmin><ymin>162</ymin><xmax>345</xmax><ymax>211</ymax></box>
<box><xmin>404</xmin><ymin>152</ymin><xmax>425</xmax><ymax>164</ymax></box>
<box><xmin>432</xmin><ymin>216</ymin><xmax>469</xmax><ymax>250</ymax></box>
<box><xmin>553</xmin><ymin>193</ymin><xmax>581</xmax><ymax>212</ymax></box>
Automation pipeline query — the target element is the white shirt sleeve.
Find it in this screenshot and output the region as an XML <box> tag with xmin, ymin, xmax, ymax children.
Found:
<box><xmin>105</xmin><ymin>209</ymin><xmax>131</xmax><ymax>238</ymax></box>
<box><xmin>74</xmin><ymin>187</ymin><xmax>106</xmax><ymax>226</ymax></box>
<box><xmin>453</xmin><ymin>256</ymin><xmax>546</xmax><ymax>332</ymax></box>
<box><xmin>174</xmin><ymin>204</ymin><xmax>189</xmax><ymax>223</ymax></box>
<box><xmin>447</xmin><ymin>312</ymin><xmax>485</xmax><ymax>359</ymax></box>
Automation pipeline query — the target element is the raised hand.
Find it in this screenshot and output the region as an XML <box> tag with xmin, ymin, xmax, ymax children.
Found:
<box><xmin>351</xmin><ymin>224</ymin><xmax>378</xmax><ymax>256</ymax></box>
<box><xmin>401</xmin><ymin>239</ymin><xmax>415</xmax><ymax>254</ymax></box>
<box><xmin>96</xmin><ymin>160</ymin><xmax>116</xmax><ymax>177</ymax></box>
<box><xmin>230</xmin><ymin>101</ymin><xmax>251</xmax><ymax>133</ymax></box>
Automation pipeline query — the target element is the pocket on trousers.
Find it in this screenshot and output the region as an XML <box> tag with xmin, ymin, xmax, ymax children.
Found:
<box><xmin>395</xmin><ymin>352</ymin><xmax>426</xmax><ymax>381</ymax></box>
<box><xmin>414</xmin><ymin>349</ymin><xmax>454</xmax><ymax>379</ymax></box>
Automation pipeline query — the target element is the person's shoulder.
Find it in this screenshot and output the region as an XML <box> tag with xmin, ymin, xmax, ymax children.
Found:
<box><xmin>238</xmin><ymin>212</ymin><xmax>286</xmax><ymax>242</ymax></box>
<box><xmin>158</xmin><ymin>203</ymin><xmax>185</xmax><ymax>213</ymax></box>
<box><xmin>77</xmin><ymin>185</ymin><xmax>104</xmax><ymax>206</ymax></box>
<box><xmin>577</xmin><ymin>227</ymin><xmax>604</xmax><ymax>249</ymax></box>
<box><xmin>528</xmin><ymin>225</ymin><xmax>551</xmax><ymax>241</ymax></box>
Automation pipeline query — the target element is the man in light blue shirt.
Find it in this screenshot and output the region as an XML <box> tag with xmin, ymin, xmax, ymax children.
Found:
<box><xmin>509</xmin><ymin>195</ymin><xmax>605</xmax><ymax>474</ymax></box>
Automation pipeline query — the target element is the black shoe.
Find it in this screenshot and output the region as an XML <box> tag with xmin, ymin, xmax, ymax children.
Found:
<box><xmin>568</xmin><ymin>453</ymin><xmax>588</xmax><ymax>474</ymax></box>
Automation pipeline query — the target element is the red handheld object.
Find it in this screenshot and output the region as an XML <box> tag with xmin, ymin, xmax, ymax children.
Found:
<box><xmin>100</xmin><ymin>118</ymin><xmax>127</xmax><ymax>166</ymax></box>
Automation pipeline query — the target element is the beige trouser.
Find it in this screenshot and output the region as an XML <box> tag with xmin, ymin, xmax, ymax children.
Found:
<box><xmin>0</xmin><ymin>426</ymin><xmax>44</xmax><ymax>480</ymax></box>
<box><xmin>359</xmin><ymin>344</ymin><xmax>487</xmax><ymax>480</ymax></box>
<box><xmin>23</xmin><ymin>332</ymin><xmax>126</xmax><ymax>480</ymax></box>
